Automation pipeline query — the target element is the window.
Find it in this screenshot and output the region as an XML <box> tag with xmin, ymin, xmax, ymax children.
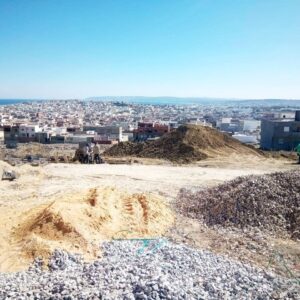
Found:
<box><xmin>278</xmin><ymin>138</ymin><xmax>284</xmax><ymax>144</ymax></box>
<box><xmin>284</xmin><ymin>126</ymin><xmax>290</xmax><ymax>132</ymax></box>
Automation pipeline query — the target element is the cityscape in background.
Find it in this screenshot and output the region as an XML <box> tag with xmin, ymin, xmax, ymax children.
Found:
<box><xmin>1</xmin><ymin>98</ymin><xmax>300</xmax><ymax>152</ymax></box>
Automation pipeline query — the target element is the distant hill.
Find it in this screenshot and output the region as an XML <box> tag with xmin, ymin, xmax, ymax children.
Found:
<box><xmin>104</xmin><ymin>125</ymin><xmax>263</xmax><ymax>163</ymax></box>
<box><xmin>86</xmin><ymin>96</ymin><xmax>227</xmax><ymax>105</ymax></box>
<box><xmin>86</xmin><ymin>96</ymin><xmax>300</xmax><ymax>106</ymax></box>
<box><xmin>2</xmin><ymin>97</ymin><xmax>300</xmax><ymax>107</ymax></box>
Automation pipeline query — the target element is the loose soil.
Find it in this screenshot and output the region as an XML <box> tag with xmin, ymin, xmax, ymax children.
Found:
<box><xmin>104</xmin><ymin>125</ymin><xmax>263</xmax><ymax>163</ymax></box>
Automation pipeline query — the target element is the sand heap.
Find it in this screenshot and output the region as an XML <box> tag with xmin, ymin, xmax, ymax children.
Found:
<box><xmin>0</xmin><ymin>160</ymin><xmax>47</xmax><ymax>182</ymax></box>
<box><xmin>0</xmin><ymin>160</ymin><xmax>13</xmax><ymax>173</ymax></box>
<box><xmin>177</xmin><ymin>170</ymin><xmax>300</xmax><ymax>238</ymax></box>
<box><xmin>6</xmin><ymin>187</ymin><xmax>173</xmax><ymax>271</ymax></box>
<box><xmin>104</xmin><ymin>125</ymin><xmax>262</xmax><ymax>163</ymax></box>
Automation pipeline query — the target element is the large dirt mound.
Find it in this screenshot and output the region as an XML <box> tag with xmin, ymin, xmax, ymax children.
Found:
<box><xmin>104</xmin><ymin>125</ymin><xmax>262</xmax><ymax>163</ymax></box>
<box><xmin>177</xmin><ymin>170</ymin><xmax>300</xmax><ymax>238</ymax></box>
<box><xmin>7</xmin><ymin>187</ymin><xmax>173</xmax><ymax>270</ymax></box>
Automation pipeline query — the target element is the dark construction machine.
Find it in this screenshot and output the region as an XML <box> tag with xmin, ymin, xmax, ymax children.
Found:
<box><xmin>74</xmin><ymin>142</ymin><xmax>104</xmax><ymax>164</ymax></box>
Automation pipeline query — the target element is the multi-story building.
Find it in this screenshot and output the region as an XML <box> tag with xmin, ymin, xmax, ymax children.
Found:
<box><xmin>242</xmin><ymin>120</ymin><xmax>261</xmax><ymax>132</ymax></box>
<box><xmin>3</xmin><ymin>124</ymin><xmax>19</xmax><ymax>147</ymax></box>
<box><xmin>217</xmin><ymin>118</ymin><xmax>243</xmax><ymax>133</ymax></box>
<box><xmin>18</xmin><ymin>124</ymin><xmax>41</xmax><ymax>142</ymax></box>
<box><xmin>260</xmin><ymin>111</ymin><xmax>300</xmax><ymax>150</ymax></box>
<box><xmin>83</xmin><ymin>125</ymin><xmax>123</xmax><ymax>141</ymax></box>
<box><xmin>133</xmin><ymin>122</ymin><xmax>170</xmax><ymax>141</ymax></box>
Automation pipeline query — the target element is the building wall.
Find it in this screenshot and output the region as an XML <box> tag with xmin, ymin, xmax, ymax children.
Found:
<box><xmin>83</xmin><ymin>126</ymin><xmax>122</xmax><ymax>141</ymax></box>
<box><xmin>0</xmin><ymin>128</ymin><xmax>4</xmax><ymax>142</ymax></box>
<box><xmin>261</xmin><ymin>119</ymin><xmax>300</xmax><ymax>150</ymax></box>
<box><xmin>3</xmin><ymin>125</ymin><xmax>19</xmax><ymax>144</ymax></box>
<box><xmin>243</xmin><ymin>120</ymin><xmax>261</xmax><ymax>132</ymax></box>
<box><xmin>18</xmin><ymin>125</ymin><xmax>40</xmax><ymax>142</ymax></box>
<box><xmin>260</xmin><ymin>120</ymin><xmax>275</xmax><ymax>149</ymax></box>
<box><xmin>35</xmin><ymin>132</ymin><xmax>51</xmax><ymax>143</ymax></box>
<box><xmin>65</xmin><ymin>135</ymin><xmax>94</xmax><ymax>144</ymax></box>
<box><xmin>134</xmin><ymin>122</ymin><xmax>170</xmax><ymax>141</ymax></box>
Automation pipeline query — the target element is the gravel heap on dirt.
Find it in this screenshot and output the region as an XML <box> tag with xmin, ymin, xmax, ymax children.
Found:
<box><xmin>4</xmin><ymin>187</ymin><xmax>173</xmax><ymax>271</ymax></box>
<box><xmin>177</xmin><ymin>170</ymin><xmax>300</xmax><ymax>239</ymax></box>
<box><xmin>0</xmin><ymin>240</ymin><xmax>298</xmax><ymax>300</ymax></box>
<box><xmin>104</xmin><ymin>125</ymin><xmax>262</xmax><ymax>163</ymax></box>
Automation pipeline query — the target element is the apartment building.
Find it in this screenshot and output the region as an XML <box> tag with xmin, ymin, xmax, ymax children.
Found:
<box><xmin>133</xmin><ymin>122</ymin><xmax>170</xmax><ymax>141</ymax></box>
<box><xmin>83</xmin><ymin>125</ymin><xmax>123</xmax><ymax>141</ymax></box>
<box><xmin>18</xmin><ymin>124</ymin><xmax>41</xmax><ymax>142</ymax></box>
<box><xmin>260</xmin><ymin>111</ymin><xmax>300</xmax><ymax>150</ymax></box>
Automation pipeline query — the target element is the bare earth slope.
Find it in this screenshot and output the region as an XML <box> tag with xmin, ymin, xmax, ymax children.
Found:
<box><xmin>104</xmin><ymin>125</ymin><xmax>262</xmax><ymax>163</ymax></box>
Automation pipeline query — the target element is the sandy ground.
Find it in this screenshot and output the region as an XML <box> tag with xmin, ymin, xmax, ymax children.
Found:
<box><xmin>24</xmin><ymin>154</ymin><xmax>297</xmax><ymax>200</ymax></box>
<box><xmin>0</xmin><ymin>154</ymin><xmax>299</xmax><ymax>275</ymax></box>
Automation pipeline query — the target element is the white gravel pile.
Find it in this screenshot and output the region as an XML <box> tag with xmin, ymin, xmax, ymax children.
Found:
<box><xmin>0</xmin><ymin>240</ymin><xmax>298</xmax><ymax>300</ymax></box>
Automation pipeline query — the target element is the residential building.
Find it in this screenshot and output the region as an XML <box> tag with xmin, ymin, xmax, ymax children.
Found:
<box><xmin>83</xmin><ymin>126</ymin><xmax>123</xmax><ymax>141</ymax></box>
<box><xmin>18</xmin><ymin>124</ymin><xmax>41</xmax><ymax>142</ymax></box>
<box><xmin>133</xmin><ymin>122</ymin><xmax>170</xmax><ymax>141</ymax></box>
<box><xmin>260</xmin><ymin>111</ymin><xmax>300</xmax><ymax>150</ymax></box>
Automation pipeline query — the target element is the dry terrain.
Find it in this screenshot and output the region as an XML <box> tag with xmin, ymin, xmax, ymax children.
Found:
<box><xmin>0</xmin><ymin>154</ymin><xmax>299</xmax><ymax>280</ymax></box>
<box><xmin>104</xmin><ymin>124</ymin><xmax>263</xmax><ymax>163</ymax></box>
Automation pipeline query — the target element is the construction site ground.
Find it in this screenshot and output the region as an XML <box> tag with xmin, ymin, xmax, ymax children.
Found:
<box><xmin>0</xmin><ymin>154</ymin><xmax>299</xmax><ymax>279</ymax></box>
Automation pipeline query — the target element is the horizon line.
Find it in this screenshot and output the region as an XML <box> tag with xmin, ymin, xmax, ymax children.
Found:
<box><xmin>1</xmin><ymin>96</ymin><xmax>300</xmax><ymax>101</ymax></box>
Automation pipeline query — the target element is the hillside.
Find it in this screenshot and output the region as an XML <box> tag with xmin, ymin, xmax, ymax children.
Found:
<box><xmin>104</xmin><ymin>125</ymin><xmax>262</xmax><ymax>163</ymax></box>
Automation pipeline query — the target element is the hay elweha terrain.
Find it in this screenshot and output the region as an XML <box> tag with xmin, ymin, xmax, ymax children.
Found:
<box><xmin>0</xmin><ymin>125</ymin><xmax>299</xmax><ymax>299</ymax></box>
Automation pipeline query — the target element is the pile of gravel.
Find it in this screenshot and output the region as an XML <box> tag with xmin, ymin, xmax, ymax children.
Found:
<box><xmin>177</xmin><ymin>170</ymin><xmax>300</xmax><ymax>238</ymax></box>
<box><xmin>0</xmin><ymin>240</ymin><xmax>298</xmax><ymax>299</ymax></box>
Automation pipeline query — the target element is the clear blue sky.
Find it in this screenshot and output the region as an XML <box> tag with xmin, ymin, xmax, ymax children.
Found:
<box><xmin>0</xmin><ymin>0</ymin><xmax>299</xmax><ymax>99</ymax></box>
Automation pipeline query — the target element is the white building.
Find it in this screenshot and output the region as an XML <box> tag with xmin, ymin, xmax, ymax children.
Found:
<box><xmin>0</xmin><ymin>128</ymin><xmax>4</xmax><ymax>142</ymax></box>
<box><xmin>18</xmin><ymin>124</ymin><xmax>41</xmax><ymax>139</ymax></box>
<box><xmin>242</xmin><ymin>120</ymin><xmax>261</xmax><ymax>132</ymax></box>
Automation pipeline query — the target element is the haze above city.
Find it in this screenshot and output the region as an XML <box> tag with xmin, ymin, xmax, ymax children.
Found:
<box><xmin>0</xmin><ymin>0</ymin><xmax>300</xmax><ymax>100</ymax></box>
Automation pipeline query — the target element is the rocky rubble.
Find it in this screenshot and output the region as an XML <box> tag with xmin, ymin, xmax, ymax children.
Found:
<box><xmin>0</xmin><ymin>240</ymin><xmax>298</xmax><ymax>299</ymax></box>
<box><xmin>177</xmin><ymin>170</ymin><xmax>300</xmax><ymax>239</ymax></box>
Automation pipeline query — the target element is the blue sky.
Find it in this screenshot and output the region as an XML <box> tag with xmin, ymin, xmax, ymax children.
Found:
<box><xmin>0</xmin><ymin>0</ymin><xmax>299</xmax><ymax>99</ymax></box>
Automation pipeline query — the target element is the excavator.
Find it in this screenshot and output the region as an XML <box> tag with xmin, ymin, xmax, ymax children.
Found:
<box><xmin>74</xmin><ymin>142</ymin><xmax>104</xmax><ymax>164</ymax></box>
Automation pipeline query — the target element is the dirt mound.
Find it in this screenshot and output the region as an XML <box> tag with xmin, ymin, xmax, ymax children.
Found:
<box><xmin>0</xmin><ymin>161</ymin><xmax>47</xmax><ymax>184</ymax></box>
<box><xmin>104</xmin><ymin>125</ymin><xmax>262</xmax><ymax>163</ymax></box>
<box><xmin>8</xmin><ymin>187</ymin><xmax>174</xmax><ymax>270</ymax></box>
<box><xmin>0</xmin><ymin>160</ymin><xmax>13</xmax><ymax>174</ymax></box>
<box><xmin>177</xmin><ymin>170</ymin><xmax>300</xmax><ymax>238</ymax></box>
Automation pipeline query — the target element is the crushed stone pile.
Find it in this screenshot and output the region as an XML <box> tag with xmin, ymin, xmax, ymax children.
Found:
<box><xmin>104</xmin><ymin>125</ymin><xmax>262</xmax><ymax>163</ymax></box>
<box><xmin>4</xmin><ymin>187</ymin><xmax>173</xmax><ymax>271</ymax></box>
<box><xmin>0</xmin><ymin>240</ymin><xmax>298</xmax><ymax>300</ymax></box>
<box><xmin>177</xmin><ymin>170</ymin><xmax>300</xmax><ymax>239</ymax></box>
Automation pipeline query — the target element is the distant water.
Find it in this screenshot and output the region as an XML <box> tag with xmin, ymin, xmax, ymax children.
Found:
<box><xmin>87</xmin><ymin>97</ymin><xmax>229</xmax><ymax>105</ymax></box>
<box><xmin>88</xmin><ymin>97</ymin><xmax>300</xmax><ymax>106</ymax></box>
<box><xmin>1</xmin><ymin>97</ymin><xmax>300</xmax><ymax>107</ymax></box>
<box><xmin>0</xmin><ymin>99</ymin><xmax>33</xmax><ymax>105</ymax></box>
